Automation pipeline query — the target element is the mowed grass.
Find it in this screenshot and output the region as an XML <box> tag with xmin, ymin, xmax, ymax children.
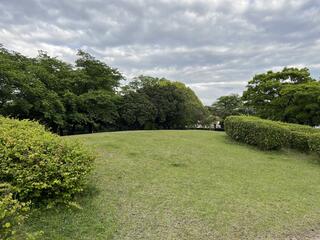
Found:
<box><xmin>24</xmin><ymin>130</ymin><xmax>320</xmax><ymax>239</ymax></box>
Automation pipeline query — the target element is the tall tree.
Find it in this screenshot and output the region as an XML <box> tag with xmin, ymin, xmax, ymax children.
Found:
<box><xmin>242</xmin><ymin>67</ymin><xmax>315</xmax><ymax>119</ymax></box>
<box><xmin>72</xmin><ymin>51</ymin><xmax>124</xmax><ymax>133</ymax></box>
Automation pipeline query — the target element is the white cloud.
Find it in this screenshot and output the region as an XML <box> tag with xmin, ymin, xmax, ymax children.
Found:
<box><xmin>0</xmin><ymin>0</ymin><xmax>319</xmax><ymax>105</ymax></box>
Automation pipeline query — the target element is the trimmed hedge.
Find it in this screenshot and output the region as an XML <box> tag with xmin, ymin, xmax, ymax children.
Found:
<box><xmin>0</xmin><ymin>117</ymin><xmax>94</xmax><ymax>204</ymax></box>
<box><xmin>225</xmin><ymin>116</ymin><xmax>320</xmax><ymax>153</ymax></box>
<box><xmin>309</xmin><ymin>133</ymin><xmax>320</xmax><ymax>156</ymax></box>
<box><xmin>224</xmin><ymin>116</ymin><xmax>286</xmax><ymax>150</ymax></box>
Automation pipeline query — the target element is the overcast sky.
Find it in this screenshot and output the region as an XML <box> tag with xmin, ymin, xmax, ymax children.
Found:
<box><xmin>0</xmin><ymin>0</ymin><xmax>320</xmax><ymax>105</ymax></box>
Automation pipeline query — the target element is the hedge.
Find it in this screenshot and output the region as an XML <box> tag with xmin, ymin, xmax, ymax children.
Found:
<box><xmin>225</xmin><ymin>116</ymin><xmax>320</xmax><ymax>153</ymax></box>
<box><xmin>308</xmin><ymin>133</ymin><xmax>320</xmax><ymax>156</ymax></box>
<box><xmin>0</xmin><ymin>117</ymin><xmax>94</xmax><ymax>204</ymax></box>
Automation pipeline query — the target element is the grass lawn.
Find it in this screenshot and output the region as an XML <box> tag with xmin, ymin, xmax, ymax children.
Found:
<box><xmin>24</xmin><ymin>130</ymin><xmax>320</xmax><ymax>239</ymax></box>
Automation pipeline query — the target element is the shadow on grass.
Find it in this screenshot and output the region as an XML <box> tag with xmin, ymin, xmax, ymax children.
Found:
<box><xmin>76</xmin><ymin>182</ymin><xmax>101</xmax><ymax>202</ymax></box>
<box><xmin>221</xmin><ymin>134</ymin><xmax>320</xmax><ymax>166</ymax></box>
<box><xmin>23</xmin><ymin>182</ymin><xmax>117</xmax><ymax>240</ymax></box>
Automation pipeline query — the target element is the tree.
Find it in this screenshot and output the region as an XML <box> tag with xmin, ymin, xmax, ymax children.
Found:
<box><xmin>119</xmin><ymin>76</ymin><xmax>207</xmax><ymax>129</ymax></box>
<box><xmin>78</xmin><ymin>91</ymin><xmax>120</xmax><ymax>132</ymax></box>
<box><xmin>73</xmin><ymin>51</ymin><xmax>124</xmax><ymax>133</ymax></box>
<box><xmin>210</xmin><ymin>94</ymin><xmax>245</xmax><ymax>123</ymax></box>
<box><xmin>167</xmin><ymin>81</ymin><xmax>208</xmax><ymax>127</ymax></box>
<box><xmin>75</xmin><ymin>50</ymin><xmax>122</xmax><ymax>93</ymax></box>
<box><xmin>0</xmin><ymin>48</ymin><xmax>66</xmax><ymax>132</ymax></box>
<box><xmin>118</xmin><ymin>91</ymin><xmax>156</xmax><ymax>129</ymax></box>
<box><xmin>277</xmin><ymin>81</ymin><xmax>320</xmax><ymax>126</ymax></box>
<box><xmin>242</xmin><ymin>67</ymin><xmax>315</xmax><ymax>119</ymax></box>
<box><xmin>0</xmin><ymin>46</ymin><xmax>124</xmax><ymax>134</ymax></box>
<box><xmin>0</xmin><ymin>46</ymin><xmax>209</xmax><ymax>133</ymax></box>
<box><xmin>242</xmin><ymin>67</ymin><xmax>320</xmax><ymax>126</ymax></box>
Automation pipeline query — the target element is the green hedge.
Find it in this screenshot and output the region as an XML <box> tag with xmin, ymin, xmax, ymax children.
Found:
<box><xmin>308</xmin><ymin>133</ymin><xmax>320</xmax><ymax>156</ymax></box>
<box><xmin>0</xmin><ymin>117</ymin><xmax>94</xmax><ymax>204</ymax></box>
<box><xmin>225</xmin><ymin>116</ymin><xmax>320</xmax><ymax>153</ymax></box>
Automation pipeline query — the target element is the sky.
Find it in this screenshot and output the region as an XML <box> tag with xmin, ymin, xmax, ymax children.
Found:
<box><xmin>0</xmin><ymin>0</ymin><xmax>320</xmax><ymax>105</ymax></box>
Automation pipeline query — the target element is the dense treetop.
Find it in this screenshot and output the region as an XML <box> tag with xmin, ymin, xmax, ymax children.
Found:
<box><xmin>119</xmin><ymin>76</ymin><xmax>208</xmax><ymax>130</ymax></box>
<box><xmin>242</xmin><ymin>67</ymin><xmax>320</xmax><ymax>126</ymax></box>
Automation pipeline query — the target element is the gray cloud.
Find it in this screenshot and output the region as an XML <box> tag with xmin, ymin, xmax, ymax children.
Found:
<box><xmin>0</xmin><ymin>0</ymin><xmax>319</xmax><ymax>104</ymax></box>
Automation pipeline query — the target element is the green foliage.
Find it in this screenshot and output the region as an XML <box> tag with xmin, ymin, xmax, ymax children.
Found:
<box><xmin>278</xmin><ymin>82</ymin><xmax>320</xmax><ymax>126</ymax></box>
<box><xmin>224</xmin><ymin>116</ymin><xmax>288</xmax><ymax>150</ymax></box>
<box><xmin>78</xmin><ymin>90</ymin><xmax>120</xmax><ymax>132</ymax></box>
<box><xmin>118</xmin><ymin>91</ymin><xmax>156</xmax><ymax>129</ymax></box>
<box><xmin>225</xmin><ymin>116</ymin><xmax>320</xmax><ymax>152</ymax></box>
<box><xmin>0</xmin><ymin>116</ymin><xmax>94</xmax><ymax>203</ymax></box>
<box><xmin>0</xmin><ymin>46</ymin><xmax>209</xmax><ymax>134</ymax></box>
<box><xmin>0</xmin><ymin>48</ymin><xmax>69</xmax><ymax>133</ymax></box>
<box><xmin>210</xmin><ymin>94</ymin><xmax>244</xmax><ymax>121</ymax></box>
<box><xmin>0</xmin><ymin>183</ymin><xmax>44</xmax><ymax>240</ymax></box>
<box><xmin>0</xmin><ymin>47</ymin><xmax>123</xmax><ymax>135</ymax></box>
<box><xmin>242</xmin><ymin>67</ymin><xmax>320</xmax><ymax>126</ymax></box>
<box><xmin>308</xmin><ymin>134</ymin><xmax>320</xmax><ymax>157</ymax></box>
<box><xmin>0</xmin><ymin>183</ymin><xmax>30</xmax><ymax>240</ymax></box>
<box><xmin>75</xmin><ymin>50</ymin><xmax>122</xmax><ymax>92</ymax></box>
<box><xmin>119</xmin><ymin>75</ymin><xmax>208</xmax><ymax>129</ymax></box>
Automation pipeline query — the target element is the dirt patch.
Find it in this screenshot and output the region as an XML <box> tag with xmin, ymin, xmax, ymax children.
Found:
<box><xmin>286</xmin><ymin>228</ymin><xmax>320</xmax><ymax>240</ymax></box>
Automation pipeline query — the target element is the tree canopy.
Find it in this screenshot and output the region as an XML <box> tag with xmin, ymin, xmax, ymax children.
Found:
<box><xmin>118</xmin><ymin>76</ymin><xmax>208</xmax><ymax>130</ymax></box>
<box><xmin>242</xmin><ymin>67</ymin><xmax>320</xmax><ymax>126</ymax></box>
<box><xmin>0</xmin><ymin>47</ymin><xmax>208</xmax><ymax>134</ymax></box>
<box><xmin>0</xmin><ymin>47</ymin><xmax>124</xmax><ymax>134</ymax></box>
<box><xmin>210</xmin><ymin>94</ymin><xmax>245</xmax><ymax>122</ymax></box>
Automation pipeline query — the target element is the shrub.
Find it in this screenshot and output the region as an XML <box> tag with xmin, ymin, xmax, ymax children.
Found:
<box><xmin>277</xmin><ymin>122</ymin><xmax>315</xmax><ymax>152</ymax></box>
<box><xmin>225</xmin><ymin>115</ymin><xmax>320</xmax><ymax>152</ymax></box>
<box><xmin>0</xmin><ymin>183</ymin><xmax>29</xmax><ymax>240</ymax></box>
<box><xmin>224</xmin><ymin>116</ymin><xmax>289</xmax><ymax>150</ymax></box>
<box><xmin>308</xmin><ymin>134</ymin><xmax>320</xmax><ymax>157</ymax></box>
<box><xmin>0</xmin><ymin>117</ymin><xmax>94</xmax><ymax>204</ymax></box>
<box><xmin>287</xmin><ymin>131</ymin><xmax>310</xmax><ymax>152</ymax></box>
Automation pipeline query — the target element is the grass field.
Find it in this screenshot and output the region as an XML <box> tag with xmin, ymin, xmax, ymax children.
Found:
<box><xmin>24</xmin><ymin>130</ymin><xmax>320</xmax><ymax>239</ymax></box>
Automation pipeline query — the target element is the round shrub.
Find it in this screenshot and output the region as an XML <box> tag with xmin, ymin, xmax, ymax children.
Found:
<box><xmin>0</xmin><ymin>117</ymin><xmax>94</xmax><ymax>204</ymax></box>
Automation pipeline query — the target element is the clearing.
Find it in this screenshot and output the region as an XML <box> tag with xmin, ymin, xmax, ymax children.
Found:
<box><xmin>25</xmin><ymin>130</ymin><xmax>320</xmax><ymax>239</ymax></box>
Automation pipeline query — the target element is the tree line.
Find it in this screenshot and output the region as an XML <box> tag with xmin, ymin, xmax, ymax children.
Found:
<box><xmin>0</xmin><ymin>46</ymin><xmax>208</xmax><ymax>135</ymax></box>
<box><xmin>2</xmin><ymin>45</ymin><xmax>318</xmax><ymax>132</ymax></box>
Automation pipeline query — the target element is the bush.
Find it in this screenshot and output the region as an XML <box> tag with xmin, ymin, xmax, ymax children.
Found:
<box><xmin>224</xmin><ymin>116</ymin><xmax>289</xmax><ymax>150</ymax></box>
<box><xmin>308</xmin><ymin>134</ymin><xmax>320</xmax><ymax>156</ymax></box>
<box><xmin>287</xmin><ymin>131</ymin><xmax>310</xmax><ymax>152</ymax></box>
<box><xmin>0</xmin><ymin>183</ymin><xmax>29</xmax><ymax>240</ymax></box>
<box><xmin>0</xmin><ymin>117</ymin><xmax>94</xmax><ymax>204</ymax></box>
<box><xmin>277</xmin><ymin>122</ymin><xmax>316</xmax><ymax>152</ymax></box>
<box><xmin>225</xmin><ymin>116</ymin><xmax>320</xmax><ymax>152</ymax></box>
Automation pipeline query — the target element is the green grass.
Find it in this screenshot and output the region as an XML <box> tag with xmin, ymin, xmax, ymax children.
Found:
<box><xmin>24</xmin><ymin>130</ymin><xmax>320</xmax><ymax>239</ymax></box>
